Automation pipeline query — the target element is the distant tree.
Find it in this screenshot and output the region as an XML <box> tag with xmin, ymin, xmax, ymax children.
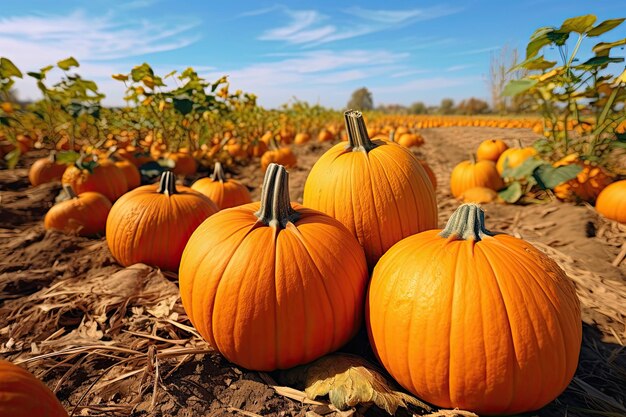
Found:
<box><xmin>487</xmin><ymin>45</ymin><xmax>529</xmax><ymax>113</ymax></box>
<box><xmin>409</xmin><ymin>101</ymin><xmax>428</xmax><ymax>114</ymax></box>
<box><xmin>439</xmin><ymin>98</ymin><xmax>455</xmax><ymax>114</ymax></box>
<box><xmin>457</xmin><ymin>97</ymin><xmax>490</xmax><ymax>115</ymax></box>
<box><xmin>347</xmin><ymin>87</ymin><xmax>373</xmax><ymax>111</ymax></box>
<box><xmin>376</xmin><ymin>103</ymin><xmax>408</xmax><ymax>114</ymax></box>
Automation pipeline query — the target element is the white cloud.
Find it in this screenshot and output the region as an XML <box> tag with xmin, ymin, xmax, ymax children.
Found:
<box><xmin>453</xmin><ymin>46</ymin><xmax>500</xmax><ymax>56</ymax></box>
<box><xmin>446</xmin><ymin>64</ymin><xmax>475</xmax><ymax>72</ymax></box>
<box><xmin>345</xmin><ymin>6</ymin><xmax>464</xmax><ymax>24</ymax></box>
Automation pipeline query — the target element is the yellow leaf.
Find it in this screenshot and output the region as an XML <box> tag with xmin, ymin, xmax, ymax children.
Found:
<box><xmin>111</xmin><ymin>73</ymin><xmax>129</xmax><ymax>81</ymax></box>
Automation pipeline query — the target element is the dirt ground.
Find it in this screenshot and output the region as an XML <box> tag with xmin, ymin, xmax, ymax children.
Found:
<box><xmin>1</xmin><ymin>127</ymin><xmax>625</xmax><ymax>417</ymax></box>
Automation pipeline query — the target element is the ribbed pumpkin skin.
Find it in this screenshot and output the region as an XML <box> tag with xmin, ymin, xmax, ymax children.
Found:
<box><xmin>477</xmin><ymin>139</ymin><xmax>508</xmax><ymax>162</ymax></box>
<box><xmin>418</xmin><ymin>159</ymin><xmax>437</xmax><ymax>190</ymax></box>
<box><xmin>303</xmin><ymin>140</ymin><xmax>437</xmax><ymax>269</ymax></box>
<box><xmin>0</xmin><ymin>359</ymin><xmax>68</xmax><ymax>417</ymax></box>
<box><xmin>29</xmin><ymin>157</ymin><xmax>67</xmax><ymax>186</ymax></box>
<box><xmin>106</xmin><ymin>180</ymin><xmax>218</xmax><ymax>271</ymax></box>
<box><xmin>450</xmin><ymin>159</ymin><xmax>504</xmax><ymax>198</ymax></box>
<box><xmin>179</xmin><ymin>202</ymin><xmax>368</xmax><ymax>371</ymax></box>
<box><xmin>595</xmin><ymin>180</ymin><xmax>626</xmax><ymax>223</ymax></box>
<box><xmin>367</xmin><ymin>217</ymin><xmax>582</xmax><ymax>415</ymax></box>
<box><xmin>191</xmin><ymin>178</ymin><xmax>251</xmax><ymax>209</ymax></box>
<box><xmin>62</xmin><ymin>160</ymin><xmax>128</xmax><ymax>202</ymax></box>
<box><xmin>115</xmin><ymin>159</ymin><xmax>141</xmax><ymax>190</ymax></box>
<box><xmin>45</xmin><ymin>191</ymin><xmax>112</xmax><ymax>236</ymax></box>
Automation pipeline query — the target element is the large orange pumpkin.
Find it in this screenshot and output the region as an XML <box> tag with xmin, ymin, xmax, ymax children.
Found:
<box><xmin>28</xmin><ymin>152</ymin><xmax>67</xmax><ymax>186</ymax></box>
<box><xmin>450</xmin><ymin>155</ymin><xmax>504</xmax><ymax>198</ymax></box>
<box><xmin>106</xmin><ymin>171</ymin><xmax>218</xmax><ymax>271</ymax></box>
<box><xmin>595</xmin><ymin>179</ymin><xmax>626</xmax><ymax>223</ymax></box>
<box><xmin>417</xmin><ymin>159</ymin><xmax>437</xmax><ymax>190</ymax></box>
<box><xmin>44</xmin><ymin>186</ymin><xmax>112</xmax><ymax>236</ymax></box>
<box><xmin>496</xmin><ymin>141</ymin><xmax>537</xmax><ymax>174</ymax></box>
<box><xmin>0</xmin><ymin>359</ymin><xmax>68</xmax><ymax>417</ymax></box>
<box><xmin>62</xmin><ymin>158</ymin><xmax>128</xmax><ymax>202</ymax></box>
<box><xmin>367</xmin><ymin>204</ymin><xmax>582</xmax><ymax>415</ymax></box>
<box><xmin>191</xmin><ymin>162</ymin><xmax>252</xmax><ymax>209</ymax></box>
<box><xmin>303</xmin><ymin>110</ymin><xmax>437</xmax><ymax>269</ymax></box>
<box><xmin>476</xmin><ymin>139</ymin><xmax>508</xmax><ymax>162</ymax></box>
<box><xmin>179</xmin><ymin>163</ymin><xmax>368</xmax><ymax>371</ymax></box>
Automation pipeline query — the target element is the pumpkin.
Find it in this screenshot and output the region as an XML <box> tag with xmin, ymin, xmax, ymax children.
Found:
<box><xmin>113</xmin><ymin>158</ymin><xmax>141</xmax><ymax>190</ymax></box>
<box><xmin>595</xmin><ymin>179</ymin><xmax>626</xmax><ymax>223</ymax></box>
<box><xmin>166</xmin><ymin>151</ymin><xmax>197</xmax><ymax>176</ymax></box>
<box><xmin>396</xmin><ymin>132</ymin><xmax>424</xmax><ymax>148</ymax></box>
<box><xmin>106</xmin><ymin>171</ymin><xmax>218</xmax><ymax>271</ymax></box>
<box><xmin>450</xmin><ymin>154</ymin><xmax>504</xmax><ymax>198</ymax></box>
<box><xmin>179</xmin><ymin>163</ymin><xmax>368</xmax><ymax>371</ymax></box>
<box><xmin>191</xmin><ymin>162</ymin><xmax>252</xmax><ymax>209</ymax></box>
<box><xmin>62</xmin><ymin>158</ymin><xmax>128</xmax><ymax>202</ymax></box>
<box><xmin>294</xmin><ymin>132</ymin><xmax>311</xmax><ymax>145</ymax></box>
<box><xmin>261</xmin><ymin>146</ymin><xmax>297</xmax><ymax>171</ymax></box>
<box><xmin>459</xmin><ymin>186</ymin><xmax>498</xmax><ymax>203</ymax></box>
<box><xmin>552</xmin><ymin>154</ymin><xmax>613</xmax><ymax>203</ymax></box>
<box><xmin>418</xmin><ymin>159</ymin><xmax>437</xmax><ymax>190</ymax></box>
<box><xmin>0</xmin><ymin>359</ymin><xmax>68</xmax><ymax>417</ymax></box>
<box><xmin>44</xmin><ymin>186</ymin><xmax>112</xmax><ymax>236</ymax></box>
<box><xmin>496</xmin><ymin>140</ymin><xmax>537</xmax><ymax>174</ymax></box>
<box><xmin>28</xmin><ymin>152</ymin><xmax>67</xmax><ymax>186</ymax></box>
<box><xmin>303</xmin><ymin>110</ymin><xmax>437</xmax><ymax>269</ymax></box>
<box><xmin>317</xmin><ymin>128</ymin><xmax>334</xmax><ymax>142</ymax></box>
<box><xmin>476</xmin><ymin>139</ymin><xmax>508</xmax><ymax>162</ymax></box>
<box><xmin>367</xmin><ymin>204</ymin><xmax>582</xmax><ymax>415</ymax></box>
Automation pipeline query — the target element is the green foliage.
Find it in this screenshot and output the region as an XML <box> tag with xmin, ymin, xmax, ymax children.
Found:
<box><xmin>347</xmin><ymin>87</ymin><xmax>373</xmax><ymax>111</ymax></box>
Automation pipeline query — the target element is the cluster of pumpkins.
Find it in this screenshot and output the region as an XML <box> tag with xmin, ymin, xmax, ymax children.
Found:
<box><xmin>5</xmin><ymin>112</ymin><xmax>589</xmax><ymax>416</ymax></box>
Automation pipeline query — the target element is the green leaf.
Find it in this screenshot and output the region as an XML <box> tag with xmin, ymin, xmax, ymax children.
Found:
<box><xmin>56</xmin><ymin>150</ymin><xmax>81</xmax><ymax>164</ymax></box>
<box><xmin>502</xmin><ymin>157</ymin><xmax>545</xmax><ymax>179</ymax></box>
<box><xmin>559</xmin><ymin>14</ymin><xmax>597</xmax><ymax>34</ymax></box>
<box><xmin>131</xmin><ymin>63</ymin><xmax>154</xmax><ymax>82</ymax></box>
<box><xmin>576</xmin><ymin>56</ymin><xmax>624</xmax><ymax>69</ymax></box>
<box><xmin>503</xmin><ymin>79</ymin><xmax>538</xmax><ymax>96</ymax></box>
<box><xmin>0</xmin><ymin>116</ymin><xmax>10</xmax><ymax>126</ymax></box>
<box><xmin>112</xmin><ymin>73</ymin><xmax>129</xmax><ymax>81</ymax></box>
<box><xmin>498</xmin><ymin>182</ymin><xmax>523</xmax><ymax>203</ymax></box>
<box><xmin>27</xmin><ymin>71</ymin><xmax>43</xmax><ymax>80</ymax></box>
<box><xmin>0</xmin><ymin>57</ymin><xmax>23</xmax><ymax>78</ymax></box>
<box><xmin>4</xmin><ymin>149</ymin><xmax>20</xmax><ymax>169</ymax></box>
<box><xmin>593</xmin><ymin>39</ymin><xmax>626</xmax><ymax>56</ymax></box>
<box><xmin>588</xmin><ymin>18</ymin><xmax>625</xmax><ymax>37</ymax></box>
<box><xmin>172</xmin><ymin>97</ymin><xmax>194</xmax><ymax>115</ymax></box>
<box><xmin>526</xmin><ymin>33</ymin><xmax>553</xmax><ymax>59</ymax></box>
<box><xmin>534</xmin><ymin>164</ymin><xmax>582</xmax><ymax>189</ymax></box>
<box><xmin>512</xmin><ymin>55</ymin><xmax>557</xmax><ymax>72</ymax></box>
<box><xmin>547</xmin><ymin>31</ymin><xmax>569</xmax><ymax>46</ymax></box>
<box><xmin>57</xmin><ymin>57</ymin><xmax>79</xmax><ymax>71</ymax></box>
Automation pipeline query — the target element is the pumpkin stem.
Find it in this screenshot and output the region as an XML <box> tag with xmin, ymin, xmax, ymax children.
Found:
<box><xmin>157</xmin><ymin>171</ymin><xmax>178</xmax><ymax>196</ymax></box>
<box><xmin>48</xmin><ymin>150</ymin><xmax>58</xmax><ymax>163</ymax></box>
<box><xmin>211</xmin><ymin>162</ymin><xmax>226</xmax><ymax>182</ymax></box>
<box><xmin>255</xmin><ymin>163</ymin><xmax>300</xmax><ymax>228</ymax></box>
<box><xmin>388</xmin><ymin>129</ymin><xmax>396</xmax><ymax>142</ymax></box>
<box><xmin>469</xmin><ymin>153</ymin><xmax>476</xmax><ymax>164</ymax></box>
<box><xmin>63</xmin><ymin>184</ymin><xmax>77</xmax><ymax>199</ymax></box>
<box><xmin>344</xmin><ymin>110</ymin><xmax>378</xmax><ymax>152</ymax></box>
<box><xmin>439</xmin><ymin>203</ymin><xmax>494</xmax><ymax>242</ymax></box>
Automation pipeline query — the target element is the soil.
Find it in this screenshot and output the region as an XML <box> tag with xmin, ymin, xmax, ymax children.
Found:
<box><xmin>1</xmin><ymin>127</ymin><xmax>625</xmax><ymax>417</ymax></box>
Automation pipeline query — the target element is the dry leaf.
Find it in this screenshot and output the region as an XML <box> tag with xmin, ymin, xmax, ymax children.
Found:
<box><xmin>281</xmin><ymin>353</ymin><xmax>431</xmax><ymax>414</ymax></box>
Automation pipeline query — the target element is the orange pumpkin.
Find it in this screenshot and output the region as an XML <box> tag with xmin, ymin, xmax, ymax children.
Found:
<box><xmin>44</xmin><ymin>186</ymin><xmax>112</xmax><ymax>236</ymax></box>
<box><xmin>459</xmin><ymin>186</ymin><xmax>498</xmax><ymax>203</ymax></box>
<box><xmin>303</xmin><ymin>110</ymin><xmax>437</xmax><ymax>269</ymax></box>
<box><xmin>106</xmin><ymin>171</ymin><xmax>218</xmax><ymax>271</ymax></box>
<box><xmin>179</xmin><ymin>163</ymin><xmax>368</xmax><ymax>371</ymax></box>
<box><xmin>594</xmin><ymin>179</ymin><xmax>626</xmax><ymax>223</ymax></box>
<box><xmin>367</xmin><ymin>204</ymin><xmax>582</xmax><ymax>415</ymax></box>
<box><xmin>294</xmin><ymin>132</ymin><xmax>311</xmax><ymax>145</ymax></box>
<box><xmin>28</xmin><ymin>152</ymin><xmax>67</xmax><ymax>186</ymax></box>
<box><xmin>0</xmin><ymin>359</ymin><xmax>68</xmax><ymax>417</ymax></box>
<box><xmin>166</xmin><ymin>152</ymin><xmax>197</xmax><ymax>176</ymax></box>
<box><xmin>114</xmin><ymin>158</ymin><xmax>141</xmax><ymax>190</ymax></box>
<box><xmin>396</xmin><ymin>132</ymin><xmax>424</xmax><ymax>148</ymax></box>
<box><xmin>261</xmin><ymin>147</ymin><xmax>297</xmax><ymax>171</ymax></box>
<box><xmin>62</xmin><ymin>158</ymin><xmax>128</xmax><ymax>202</ymax></box>
<box><xmin>476</xmin><ymin>139</ymin><xmax>508</xmax><ymax>162</ymax></box>
<box><xmin>552</xmin><ymin>154</ymin><xmax>613</xmax><ymax>203</ymax></box>
<box><xmin>496</xmin><ymin>141</ymin><xmax>537</xmax><ymax>174</ymax></box>
<box><xmin>450</xmin><ymin>155</ymin><xmax>504</xmax><ymax>198</ymax></box>
<box><xmin>418</xmin><ymin>159</ymin><xmax>437</xmax><ymax>190</ymax></box>
<box><xmin>191</xmin><ymin>162</ymin><xmax>252</xmax><ymax>209</ymax></box>
<box><xmin>317</xmin><ymin>128</ymin><xmax>334</xmax><ymax>142</ymax></box>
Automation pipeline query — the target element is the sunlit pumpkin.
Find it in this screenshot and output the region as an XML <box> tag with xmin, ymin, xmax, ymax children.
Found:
<box><xmin>303</xmin><ymin>110</ymin><xmax>437</xmax><ymax>269</ymax></box>
<box><xmin>496</xmin><ymin>140</ymin><xmax>537</xmax><ymax>174</ymax></box>
<box><xmin>191</xmin><ymin>162</ymin><xmax>252</xmax><ymax>209</ymax></box>
<box><xmin>180</xmin><ymin>163</ymin><xmax>368</xmax><ymax>371</ymax></box>
<box><xmin>459</xmin><ymin>186</ymin><xmax>498</xmax><ymax>203</ymax></box>
<box><xmin>44</xmin><ymin>186</ymin><xmax>111</xmax><ymax>236</ymax></box>
<box><xmin>28</xmin><ymin>152</ymin><xmax>67</xmax><ymax>186</ymax></box>
<box><xmin>165</xmin><ymin>151</ymin><xmax>197</xmax><ymax>176</ymax></box>
<box><xmin>62</xmin><ymin>158</ymin><xmax>128</xmax><ymax>202</ymax></box>
<box><xmin>594</xmin><ymin>179</ymin><xmax>626</xmax><ymax>223</ymax></box>
<box><xmin>450</xmin><ymin>155</ymin><xmax>504</xmax><ymax>198</ymax></box>
<box><xmin>367</xmin><ymin>204</ymin><xmax>582</xmax><ymax>415</ymax></box>
<box><xmin>476</xmin><ymin>139</ymin><xmax>508</xmax><ymax>162</ymax></box>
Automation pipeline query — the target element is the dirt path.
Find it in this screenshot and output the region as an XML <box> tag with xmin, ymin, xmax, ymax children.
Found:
<box><xmin>0</xmin><ymin>127</ymin><xmax>625</xmax><ymax>417</ymax></box>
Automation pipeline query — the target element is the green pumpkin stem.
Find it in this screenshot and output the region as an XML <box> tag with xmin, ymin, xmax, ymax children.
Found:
<box><xmin>255</xmin><ymin>163</ymin><xmax>300</xmax><ymax>228</ymax></box>
<box><xmin>63</xmin><ymin>184</ymin><xmax>77</xmax><ymax>199</ymax></box>
<box><xmin>344</xmin><ymin>110</ymin><xmax>378</xmax><ymax>152</ymax></box>
<box><xmin>157</xmin><ymin>171</ymin><xmax>178</xmax><ymax>196</ymax></box>
<box><xmin>439</xmin><ymin>204</ymin><xmax>494</xmax><ymax>242</ymax></box>
<box><xmin>211</xmin><ymin>162</ymin><xmax>226</xmax><ymax>182</ymax></box>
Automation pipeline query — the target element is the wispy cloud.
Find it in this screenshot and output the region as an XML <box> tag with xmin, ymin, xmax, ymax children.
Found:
<box><xmin>446</xmin><ymin>64</ymin><xmax>475</xmax><ymax>72</ymax></box>
<box><xmin>258</xmin><ymin>6</ymin><xmax>462</xmax><ymax>46</ymax></box>
<box><xmin>453</xmin><ymin>46</ymin><xmax>500</xmax><ymax>56</ymax></box>
<box><xmin>390</xmin><ymin>69</ymin><xmax>431</xmax><ymax>78</ymax></box>
<box><xmin>238</xmin><ymin>5</ymin><xmax>283</xmax><ymax>18</ymax></box>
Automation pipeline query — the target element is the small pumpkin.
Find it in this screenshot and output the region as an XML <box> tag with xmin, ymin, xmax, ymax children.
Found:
<box><xmin>106</xmin><ymin>171</ymin><xmax>218</xmax><ymax>271</ymax></box>
<box><xmin>303</xmin><ymin>110</ymin><xmax>437</xmax><ymax>269</ymax></box>
<box><xmin>595</xmin><ymin>179</ymin><xmax>626</xmax><ymax>223</ymax></box>
<box><xmin>476</xmin><ymin>139</ymin><xmax>508</xmax><ymax>162</ymax></box>
<box><xmin>450</xmin><ymin>154</ymin><xmax>504</xmax><ymax>198</ymax></box>
<box><xmin>317</xmin><ymin>128</ymin><xmax>334</xmax><ymax>142</ymax></box>
<box><xmin>44</xmin><ymin>186</ymin><xmax>112</xmax><ymax>236</ymax></box>
<box><xmin>367</xmin><ymin>204</ymin><xmax>582</xmax><ymax>415</ymax></box>
<box><xmin>260</xmin><ymin>140</ymin><xmax>297</xmax><ymax>171</ymax></box>
<box><xmin>179</xmin><ymin>163</ymin><xmax>368</xmax><ymax>371</ymax></box>
<box><xmin>62</xmin><ymin>157</ymin><xmax>128</xmax><ymax>202</ymax></box>
<box><xmin>0</xmin><ymin>359</ymin><xmax>68</xmax><ymax>417</ymax></box>
<box><xmin>166</xmin><ymin>151</ymin><xmax>197</xmax><ymax>176</ymax></box>
<box><xmin>28</xmin><ymin>152</ymin><xmax>67</xmax><ymax>186</ymax></box>
<box><xmin>113</xmin><ymin>157</ymin><xmax>141</xmax><ymax>190</ymax></box>
<box><xmin>552</xmin><ymin>154</ymin><xmax>613</xmax><ymax>203</ymax></box>
<box><xmin>191</xmin><ymin>162</ymin><xmax>252</xmax><ymax>209</ymax></box>
<box><xmin>294</xmin><ymin>132</ymin><xmax>311</xmax><ymax>145</ymax></box>
<box><xmin>396</xmin><ymin>132</ymin><xmax>424</xmax><ymax>148</ymax></box>
<box><xmin>459</xmin><ymin>186</ymin><xmax>498</xmax><ymax>203</ymax></box>
<box><xmin>496</xmin><ymin>140</ymin><xmax>537</xmax><ymax>174</ymax></box>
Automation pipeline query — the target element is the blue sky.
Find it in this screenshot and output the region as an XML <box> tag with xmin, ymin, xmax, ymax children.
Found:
<box><xmin>1</xmin><ymin>0</ymin><xmax>624</xmax><ymax>109</ymax></box>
